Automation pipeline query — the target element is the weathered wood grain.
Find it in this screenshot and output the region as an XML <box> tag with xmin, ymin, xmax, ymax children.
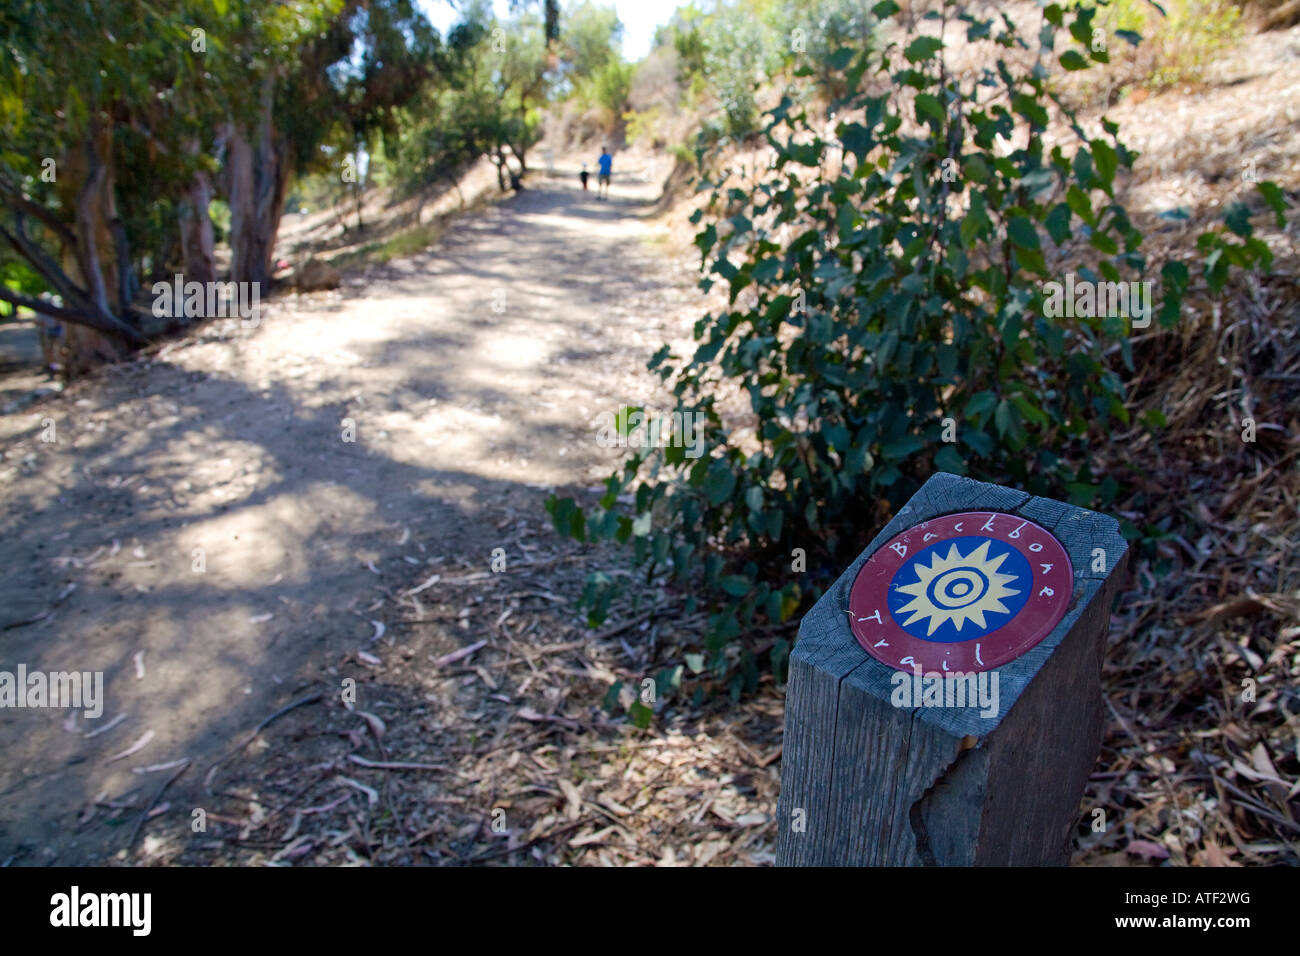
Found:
<box><xmin>776</xmin><ymin>472</ymin><xmax>1129</xmax><ymax>866</ymax></box>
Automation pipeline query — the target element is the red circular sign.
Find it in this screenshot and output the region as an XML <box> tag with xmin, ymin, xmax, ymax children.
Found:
<box><xmin>848</xmin><ymin>511</ymin><xmax>1072</xmax><ymax>674</ymax></box>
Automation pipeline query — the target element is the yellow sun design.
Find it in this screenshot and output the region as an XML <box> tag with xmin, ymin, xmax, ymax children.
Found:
<box><xmin>894</xmin><ymin>540</ymin><xmax>1022</xmax><ymax>637</ymax></box>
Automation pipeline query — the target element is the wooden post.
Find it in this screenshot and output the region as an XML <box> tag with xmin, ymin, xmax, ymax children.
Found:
<box><xmin>776</xmin><ymin>472</ymin><xmax>1129</xmax><ymax>866</ymax></box>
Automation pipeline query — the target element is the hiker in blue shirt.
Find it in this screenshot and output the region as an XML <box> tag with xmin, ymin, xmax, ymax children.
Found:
<box><xmin>597</xmin><ymin>147</ymin><xmax>612</xmax><ymax>200</ymax></box>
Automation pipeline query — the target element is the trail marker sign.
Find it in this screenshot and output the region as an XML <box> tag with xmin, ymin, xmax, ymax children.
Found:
<box><xmin>776</xmin><ymin>473</ymin><xmax>1129</xmax><ymax>866</ymax></box>
<box><xmin>850</xmin><ymin>511</ymin><xmax>1072</xmax><ymax>674</ymax></box>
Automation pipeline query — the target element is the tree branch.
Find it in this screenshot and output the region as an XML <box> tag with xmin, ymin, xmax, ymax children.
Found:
<box><xmin>0</xmin><ymin>178</ymin><xmax>78</xmax><ymax>249</ymax></box>
<box><xmin>0</xmin><ymin>218</ymin><xmax>96</xmax><ymax>312</ymax></box>
<box><xmin>0</xmin><ymin>287</ymin><xmax>146</xmax><ymax>345</ymax></box>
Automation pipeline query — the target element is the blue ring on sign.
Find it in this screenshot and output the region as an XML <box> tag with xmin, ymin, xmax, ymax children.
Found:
<box><xmin>887</xmin><ymin>535</ymin><xmax>1032</xmax><ymax>643</ymax></box>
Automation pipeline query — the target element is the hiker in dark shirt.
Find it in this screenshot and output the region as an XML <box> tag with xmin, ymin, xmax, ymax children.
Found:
<box><xmin>580</xmin><ymin>163</ymin><xmax>590</xmax><ymax>191</ymax></box>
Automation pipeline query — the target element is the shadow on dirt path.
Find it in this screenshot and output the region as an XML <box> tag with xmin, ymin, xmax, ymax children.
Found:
<box><xmin>0</xmin><ymin>174</ymin><xmax>702</xmax><ymax>865</ymax></box>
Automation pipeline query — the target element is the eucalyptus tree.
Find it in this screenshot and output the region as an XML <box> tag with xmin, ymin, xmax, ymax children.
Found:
<box><xmin>1</xmin><ymin>0</ymin><xmax>450</xmax><ymax>372</ymax></box>
<box><xmin>0</xmin><ymin>0</ymin><xmax>215</xmax><ymax>370</ymax></box>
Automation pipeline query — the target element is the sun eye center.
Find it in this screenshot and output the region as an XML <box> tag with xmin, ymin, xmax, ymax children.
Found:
<box><xmin>927</xmin><ymin>568</ymin><xmax>988</xmax><ymax>610</ymax></box>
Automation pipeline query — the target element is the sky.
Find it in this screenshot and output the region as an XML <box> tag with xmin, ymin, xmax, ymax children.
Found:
<box><xmin>416</xmin><ymin>0</ymin><xmax>684</xmax><ymax>62</ymax></box>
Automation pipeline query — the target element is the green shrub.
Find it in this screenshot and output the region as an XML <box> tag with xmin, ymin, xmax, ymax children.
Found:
<box><xmin>0</xmin><ymin>260</ymin><xmax>46</xmax><ymax>316</ymax></box>
<box><xmin>591</xmin><ymin>59</ymin><xmax>634</xmax><ymax>122</ymax></box>
<box><xmin>548</xmin><ymin>0</ymin><xmax>1281</xmax><ymax>704</ymax></box>
<box><xmin>668</xmin><ymin>143</ymin><xmax>695</xmax><ymax>166</ymax></box>
<box><xmin>624</xmin><ymin>106</ymin><xmax>663</xmax><ymax>145</ymax></box>
<box><xmin>1069</xmin><ymin>0</ymin><xmax>1243</xmax><ymax>91</ymax></box>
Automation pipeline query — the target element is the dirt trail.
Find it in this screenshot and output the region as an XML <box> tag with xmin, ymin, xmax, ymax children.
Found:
<box><xmin>0</xmin><ymin>161</ymin><xmax>701</xmax><ymax>864</ymax></box>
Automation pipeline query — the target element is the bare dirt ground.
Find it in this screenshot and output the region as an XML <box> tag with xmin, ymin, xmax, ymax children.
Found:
<box><xmin>0</xmin><ymin>156</ymin><xmax>789</xmax><ymax>866</ymax></box>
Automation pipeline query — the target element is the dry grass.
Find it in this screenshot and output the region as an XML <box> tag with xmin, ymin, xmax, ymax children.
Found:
<box><xmin>1073</xmin><ymin>252</ymin><xmax>1300</xmax><ymax>865</ymax></box>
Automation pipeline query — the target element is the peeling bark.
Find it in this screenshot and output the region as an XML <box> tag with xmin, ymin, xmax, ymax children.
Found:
<box><xmin>179</xmin><ymin>141</ymin><xmax>217</xmax><ymax>299</ymax></box>
<box><xmin>60</xmin><ymin>128</ymin><xmax>127</xmax><ymax>375</ymax></box>
<box><xmin>227</xmin><ymin>77</ymin><xmax>292</xmax><ymax>290</ymax></box>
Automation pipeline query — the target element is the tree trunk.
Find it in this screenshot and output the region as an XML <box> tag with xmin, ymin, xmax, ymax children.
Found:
<box><xmin>103</xmin><ymin>165</ymin><xmax>138</xmax><ymax>317</ymax></box>
<box><xmin>59</xmin><ymin>127</ymin><xmax>126</xmax><ymax>376</ymax></box>
<box><xmin>178</xmin><ymin>140</ymin><xmax>217</xmax><ymax>300</ymax></box>
<box><xmin>447</xmin><ymin>171</ymin><xmax>466</xmax><ymax>208</ymax></box>
<box><xmin>227</xmin><ymin>77</ymin><xmax>291</xmax><ymax>290</ymax></box>
<box><xmin>493</xmin><ymin>149</ymin><xmax>507</xmax><ymax>192</ymax></box>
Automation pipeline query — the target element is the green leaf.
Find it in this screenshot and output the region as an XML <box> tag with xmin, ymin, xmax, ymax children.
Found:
<box><xmin>615</xmin><ymin>405</ymin><xmax>641</xmax><ymax>437</ymax></box>
<box><xmin>545</xmin><ymin>496</ymin><xmax>585</xmax><ymax>542</ymax></box>
<box><xmin>704</xmin><ymin>461</ymin><xmax>736</xmax><ymax>506</ymax></box>
<box><xmin>1089</xmin><ymin>232</ymin><xmax>1118</xmax><ymax>255</ymax></box>
<box><xmin>934</xmin><ymin>444</ymin><xmax>966</xmax><ymax>474</ymax></box>
<box><xmin>964</xmin><ymin>390</ymin><xmax>998</xmax><ymax>419</ymax></box>
<box><xmin>1204</xmin><ymin>245</ymin><xmax>1228</xmax><ymax>295</ymax></box>
<box><xmin>964</xmin><ymin>154</ymin><xmax>990</xmax><ymax>184</ymax></box>
<box><xmin>1017</xmin><ymin>246</ymin><xmax>1048</xmax><ymax>277</ymax></box>
<box><xmin>882</xmin><ymin>434</ymin><xmax>924</xmax><ymax>461</ymax></box>
<box><xmin>1092</xmin><ymin>140</ymin><xmax>1118</xmax><ymax>187</ymax></box>
<box><xmin>720</xmin><ymin>575</ymin><xmax>752</xmax><ymax>597</ymax></box>
<box><xmin>695</xmin><ymin>224</ymin><xmax>717</xmax><ymax>255</ymax></box>
<box><xmin>1045</xmin><ymin>203</ymin><xmax>1072</xmax><ymax>244</ymax></box>
<box><xmin>914</xmin><ymin>93</ymin><xmax>945</xmax><ymax>126</ymax></box>
<box><xmin>1223</xmin><ymin>202</ymin><xmax>1252</xmax><ymax>238</ymax></box>
<box><xmin>1059</xmin><ymin>50</ymin><xmax>1089</xmax><ymax>71</ymax></box>
<box><xmin>627</xmin><ymin>700</ymin><xmax>653</xmax><ymax>729</ymax></box>
<box><xmin>1007</xmin><ymin>215</ymin><xmax>1040</xmax><ymax>250</ymax></box>
<box><xmin>828</xmin><ymin>46</ymin><xmax>855</xmax><ymax>71</ymax></box>
<box><xmin>771</xmin><ymin>638</ymin><xmax>791</xmax><ymax>683</ymax></box>
<box><xmin>1020</xmin><ymin>167</ymin><xmax>1058</xmax><ymax>200</ymax></box>
<box><xmin>904</xmin><ymin>36</ymin><xmax>944</xmax><ymax>63</ymax></box>
<box><xmin>1257</xmin><ymin>181</ymin><xmax>1286</xmax><ymax>227</ymax></box>
<box><xmin>963</xmin><ymin>429</ymin><xmax>994</xmax><ymax>456</ymax></box>
<box><xmin>839</xmin><ymin>122</ymin><xmax>873</xmax><ymax>160</ymax></box>
<box><xmin>1011</xmin><ymin>394</ymin><xmax>1048</xmax><ymax>426</ymax></box>
<box><xmin>994</xmin><ymin>398</ymin><xmax>1014</xmax><ymax>437</ymax></box>
<box><xmin>1069</xmin><ymin>8</ymin><xmax>1094</xmax><ymax>46</ymax></box>
<box><xmin>1066</xmin><ymin>185</ymin><xmax>1094</xmax><ymax>224</ymax></box>
<box><xmin>1011</xmin><ymin>93</ymin><xmax>1049</xmax><ymax>128</ymax></box>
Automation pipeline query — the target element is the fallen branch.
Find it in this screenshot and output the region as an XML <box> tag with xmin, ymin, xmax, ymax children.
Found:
<box><xmin>84</xmin><ymin>712</ymin><xmax>128</xmax><ymax>739</ymax></box>
<box><xmin>588</xmin><ymin>599</ymin><xmax>681</xmax><ymax>644</ymax></box>
<box><xmin>335</xmin><ymin>775</ymin><xmax>380</xmax><ymax>807</ymax></box>
<box><xmin>432</xmin><ymin>640</ymin><xmax>487</xmax><ymax>668</ymax></box>
<box><xmin>204</xmin><ymin>692</ymin><xmax>324</xmax><ymax>791</ymax></box>
<box><xmin>347</xmin><ymin>755</ymin><xmax>445</xmax><ymax>772</ymax></box>
<box><xmin>2</xmin><ymin>582</ymin><xmax>78</xmax><ymax>630</ymax></box>
<box><xmin>128</xmin><ymin>758</ymin><xmax>190</xmax><ymax>849</ymax></box>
